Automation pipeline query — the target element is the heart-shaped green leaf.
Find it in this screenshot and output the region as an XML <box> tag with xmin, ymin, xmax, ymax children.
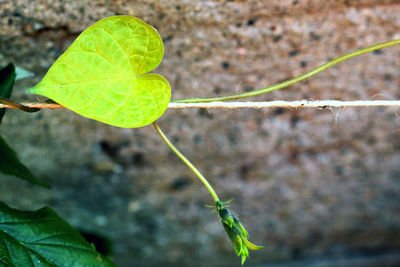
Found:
<box><xmin>28</xmin><ymin>16</ymin><xmax>171</xmax><ymax>128</ymax></box>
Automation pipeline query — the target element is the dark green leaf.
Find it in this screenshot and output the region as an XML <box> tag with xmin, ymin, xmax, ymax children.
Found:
<box><xmin>78</xmin><ymin>230</ymin><xmax>114</xmax><ymax>257</ymax></box>
<box><xmin>0</xmin><ymin>135</ymin><xmax>49</xmax><ymax>188</ymax></box>
<box><xmin>0</xmin><ymin>63</ymin><xmax>16</xmax><ymax>123</ymax></box>
<box><xmin>0</xmin><ymin>201</ymin><xmax>115</xmax><ymax>267</ymax></box>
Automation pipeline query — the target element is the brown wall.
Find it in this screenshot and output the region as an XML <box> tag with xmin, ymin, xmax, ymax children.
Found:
<box><xmin>1</xmin><ymin>1</ymin><xmax>400</xmax><ymax>266</ymax></box>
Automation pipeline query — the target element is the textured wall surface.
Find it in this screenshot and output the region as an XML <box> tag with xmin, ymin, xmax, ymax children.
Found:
<box><xmin>1</xmin><ymin>1</ymin><xmax>400</xmax><ymax>266</ymax></box>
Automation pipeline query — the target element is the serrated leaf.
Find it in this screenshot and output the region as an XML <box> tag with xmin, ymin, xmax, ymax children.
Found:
<box><xmin>0</xmin><ymin>135</ymin><xmax>49</xmax><ymax>188</ymax></box>
<box><xmin>0</xmin><ymin>201</ymin><xmax>115</xmax><ymax>267</ymax></box>
<box><xmin>0</xmin><ymin>63</ymin><xmax>16</xmax><ymax>123</ymax></box>
<box><xmin>28</xmin><ymin>16</ymin><xmax>171</xmax><ymax>128</ymax></box>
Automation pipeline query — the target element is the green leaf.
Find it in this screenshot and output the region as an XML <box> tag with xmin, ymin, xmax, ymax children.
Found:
<box><xmin>0</xmin><ymin>63</ymin><xmax>16</xmax><ymax>123</ymax></box>
<box><xmin>15</xmin><ymin>66</ymin><xmax>34</xmax><ymax>81</ymax></box>
<box><xmin>0</xmin><ymin>63</ymin><xmax>48</xmax><ymax>188</ymax></box>
<box><xmin>0</xmin><ymin>135</ymin><xmax>49</xmax><ymax>188</ymax></box>
<box><xmin>0</xmin><ymin>201</ymin><xmax>115</xmax><ymax>267</ymax></box>
<box><xmin>28</xmin><ymin>16</ymin><xmax>171</xmax><ymax>128</ymax></box>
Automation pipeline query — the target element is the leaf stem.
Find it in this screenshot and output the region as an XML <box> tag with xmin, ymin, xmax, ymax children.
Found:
<box><xmin>173</xmin><ymin>38</ymin><xmax>400</xmax><ymax>103</ymax></box>
<box><xmin>152</xmin><ymin>121</ymin><xmax>220</xmax><ymax>202</ymax></box>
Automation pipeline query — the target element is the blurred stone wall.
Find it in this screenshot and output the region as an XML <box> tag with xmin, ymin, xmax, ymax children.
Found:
<box><xmin>1</xmin><ymin>1</ymin><xmax>400</xmax><ymax>266</ymax></box>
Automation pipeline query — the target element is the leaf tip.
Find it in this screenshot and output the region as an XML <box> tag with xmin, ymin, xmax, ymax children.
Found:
<box><xmin>26</xmin><ymin>87</ymin><xmax>40</xmax><ymax>94</ymax></box>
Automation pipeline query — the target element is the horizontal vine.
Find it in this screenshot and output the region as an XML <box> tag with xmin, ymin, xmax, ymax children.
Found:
<box><xmin>1</xmin><ymin>99</ymin><xmax>400</xmax><ymax>111</ymax></box>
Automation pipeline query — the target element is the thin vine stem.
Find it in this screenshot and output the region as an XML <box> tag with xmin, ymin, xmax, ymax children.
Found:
<box><xmin>173</xmin><ymin>38</ymin><xmax>400</xmax><ymax>103</ymax></box>
<box><xmin>152</xmin><ymin>121</ymin><xmax>220</xmax><ymax>202</ymax></box>
<box><xmin>0</xmin><ymin>97</ymin><xmax>41</xmax><ymax>112</ymax></box>
<box><xmin>2</xmin><ymin>100</ymin><xmax>400</xmax><ymax>111</ymax></box>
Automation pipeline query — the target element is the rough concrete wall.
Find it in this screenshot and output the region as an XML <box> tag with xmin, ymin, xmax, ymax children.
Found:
<box><xmin>1</xmin><ymin>1</ymin><xmax>400</xmax><ymax>266</ymax></box>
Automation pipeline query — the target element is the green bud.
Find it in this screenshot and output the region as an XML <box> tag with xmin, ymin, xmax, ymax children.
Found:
<box><xmin>215</xmin><ymin>200</ymin><xmax>263</xmax><ymax>265</ymax></box>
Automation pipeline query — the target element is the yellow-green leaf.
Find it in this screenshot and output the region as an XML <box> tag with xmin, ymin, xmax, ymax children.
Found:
<box><xmin>28</xmin><ymin>16</ymin><xmax>171</xmax><ymax>128</ymax></box>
